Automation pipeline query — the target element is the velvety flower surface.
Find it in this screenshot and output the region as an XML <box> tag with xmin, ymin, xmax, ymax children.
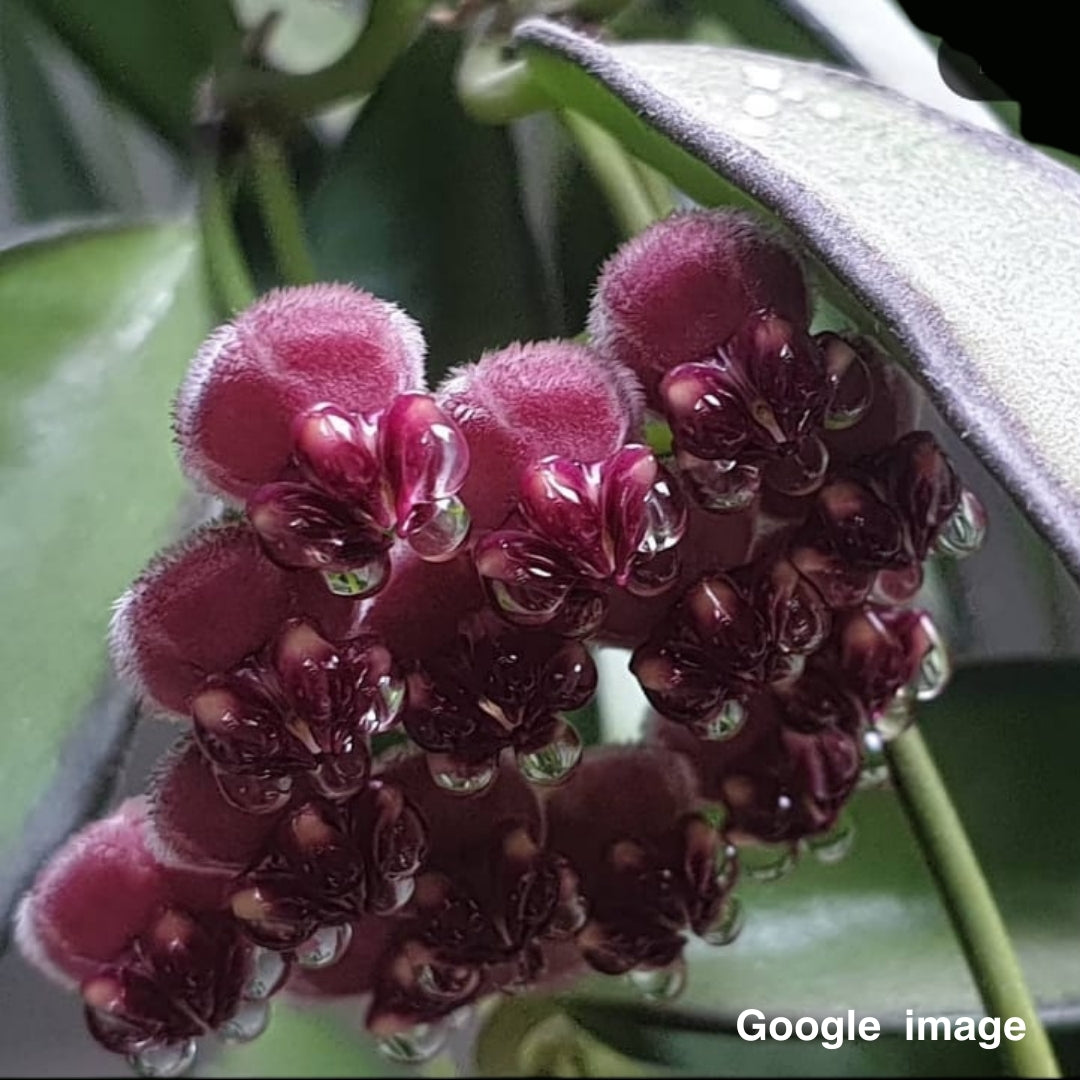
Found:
<box><xmin>175</xmin><ymin>285</ymin><xmax>426</xmax><ymax>501</ymax></box>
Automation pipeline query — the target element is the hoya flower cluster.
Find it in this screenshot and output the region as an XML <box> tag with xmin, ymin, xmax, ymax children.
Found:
<box><xmin>16</xmin><ymin>211</ymin><xmax>985</xmax><ymax>1076</ymax></box>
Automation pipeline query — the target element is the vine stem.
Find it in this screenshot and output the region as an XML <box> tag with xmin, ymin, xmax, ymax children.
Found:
<box><xmin>217</xmin><ymin>0</ymin><xmax>430</xmax><ymax>115</ymax></box>
<box><xmin>887</xmin><ymin>727</ymin><xmax>1061</xmax><ymax>1078</ymax></box>
<box><xmin>246</xmin><ymin>128</ymin><xmax>317</xmax><ymax>286</ymax></box>
<box><xmin>198</xmin><ymin>163</ymin><xmax>256</xmax><ymax>314</ymax></box>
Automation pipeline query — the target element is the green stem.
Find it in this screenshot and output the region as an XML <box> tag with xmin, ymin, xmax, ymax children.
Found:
<box><xmin>198</xmin><ymin>163</ymin><xmax>256</xmax><ymax>315</ymax></box>
<box><xmin>456</xmin><ymin>38</ymin><xmax>553</xmax><ymax>124</ymax></box>
<box><xmin>246</xmin><ymin>128</ymin><xmax>317</xmax><ymax>285</ymax></box>
<box><xmin>218</xmin><ymin>0</ymin><xmax>429</xmax><ymax>115</ymax></box>
<box><xmin>560</xmin><ymin>110</ymin><xmax>673</xmax><ymax>238</ymax></box>
<box><xmin>887</xmin><ymin>728</ymin><xmax>1061</xmax><ymax>1078</ymax></box>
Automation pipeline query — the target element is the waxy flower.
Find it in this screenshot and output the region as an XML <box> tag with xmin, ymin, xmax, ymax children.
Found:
<box><xmin>149</xmin><ymin>742</ymin><xmax>425</xmax><ymax>957</ymax></box>
<box><xmin>475</xmin><ymin>445</ymin><xmax>686</xmax><ymax>638</ymax></box>
<box><xmin>547</xmin><ymin>748</ymin><xmax>741</xmax><ymax>988</ymax></box>
<box><xmin>16</xmin><ymin>800</ymin><xmax>285</xmax><ymax>1074</ymax></box>
<box><xmin>402</xmin><ymin>612</ymin><xmax>597</xmax><ymax>793</ymax></box>
<box><xmin>175</xmin><ymin>284</ymin><xmax>425</xmax><ymax>502</ymax></box>
<box><xmin>248</xmin><ymin>394</ymin><xmax>471</xmax><ymax>597</ymax></box>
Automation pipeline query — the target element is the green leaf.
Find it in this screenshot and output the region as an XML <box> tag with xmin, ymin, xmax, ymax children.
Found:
<box><xmin>0</xmin><ymin>222</ymin><xmax>212</xmax><ymax>933</ymax></box>
<box><xmin>562</xmin><ymin>663</ymin><xmax>1080</xmax><ymax>1026</ymax></box>
<box><xmin>209</xmin><ymin>1002</ymin><xmax>399</xmax><ymax>1077</ymax></box>
<box><xmin>307</xmin><ymin>30</ymin><xmax>549</xmax><ymax>381</ymax></box>
<box><xmin>515</xmin><ymin>22</ymin><xmax>1080</xmax><ymax>586</ymax></box>
<box><xmin>0</xmin><ymin>3</ymin><xmax>107</xmax><ymax>219</ymax></box>
<box><xmin>31</xmin><ymin>0</ymin><xmax>239</xmax><ymax>149</ymax></box>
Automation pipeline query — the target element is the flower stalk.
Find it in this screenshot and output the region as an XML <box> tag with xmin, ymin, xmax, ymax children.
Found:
<box><xmin>887</xmin><ymin>728</ymin><xmax>1061</xmax><ymax>1078</ymax></box>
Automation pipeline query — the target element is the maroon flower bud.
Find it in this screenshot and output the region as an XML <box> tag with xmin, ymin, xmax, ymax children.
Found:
<box><xmin>110</xmin><ymin>522</ymin><xmax>357</xmax><ymax>718</ymax></box>
<box><xmin>402</xmin><ymin>612</ymin><xmax>596</xmax><ymax>793</ymax></box>
<box><xmin>175</xmin><ymin>284</ymin><xmax>425</xmax><ymax>502</ymax></box>
<box><xmin>149</xmin><ymin>743</ymin><xmax>425</xmax><ymax>957</ymax></box>
<box><xmin>654</xmin><ymin>691</ymin><xmax>861</xmax><ymax>846</ymax></box>
<box><xmin>589</xmin><ymin>210</ymin><xmax>808</xmax><ymax>406</ymax></box>
<box><xmin>297</xmin><ymin>758</ymin><xmax>585</xmax><ymax>1043</ymax></box>
<box><xmin>248</xmin><ymin>395</ymin><xmax>471</xmax><ymax>596</ymax></box>
<box><xmin>546</xmin><ymin>747</ymin><xmax>738</xmax><ymax>987</ymax></box>
<box><xmin>833</xmin><ymin>606</ymin><xmax>950</xmax><ymax>732</ymax></box>
<box><xmin>660</xmin><ymin>312</ymin><xmax>833</xmax><ymax>507</ymax></box>
<box><xmin>16</xmin><ymin>800</ymin><xmax>284</xmax><ymax>1073</ymax></box>
<box><xmin>631</xmin><ymin>573</ymin><xmax>772</xmax><ymax>739</ymax></box>
<box><xmin>476</xmin><ymin>446</ymin><xmax>686</xmax><ymax>637</ymax></box>
<box><xmin>189</xmin><ymin>617</ymin><xmax>404</xmax><ymax>811</ymax></box>
<box><xmin>230</xmin><ymin>781</ymin><xmax>425</xmax><ymax>951</ymax></box>
<box><xmin>438</xmin><ymin>340</ymin><xmax>642</xmax><ymax>532</ymax></box>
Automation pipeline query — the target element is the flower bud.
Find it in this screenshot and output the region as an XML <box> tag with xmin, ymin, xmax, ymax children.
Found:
<box><xmin>110</xmin><ymin>522</ymin><xmax>356</xmax><ymax>717</ymax></box>
<box><xmin>175</xmin><ymin>285</ymin><xmax>426</xmax><ymax>501</ymax></box>
<box><xmin>438</xmin><ymin>340</ymin><xmax>642</xmax><ymax>531</ymax></box>
<box><xmin>589</xmin><ymin>210</ymin><xmax>808</xmax><ymax>406</ymax></box>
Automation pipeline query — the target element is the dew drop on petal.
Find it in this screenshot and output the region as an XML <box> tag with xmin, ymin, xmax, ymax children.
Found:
<box><xmin>826</xmin><ymin>354</ymin><xmax>873</xmax><ymax>430</ymax></box>
<box><xmin>295</xmin><ymin>923</ymin><xmax>353</xmax><ymax>970</ymax></box>
<box><xmin>243</xmin><ymin>947</ymin><xmax>288</xmax><ymax>1001</ymax></box>
<box><xmin>516</xmin><ymin>723</ymin><xmax>582</xmax><ymax>785</ymax></box>
<box><xmin>701</xmin><ymin>699</ymin><xmax>746</xmax><ymax>742</ymax></box>
<box><xmin>322</xmin><ymin>558</ymin><xmax>388</xmax><ymax>597</ymax></box>
<box><xmin>806</xmin><ymin>814</ymin><xmax>856</xmax><ymax>865</ymax></box>
<box><xmin>911</xmin><ymin>615</ymin><xmax>951</xmax><ymax>701</ymax></box>
<box><xmin>405</xmin><ymin>496</ymin><xmax>471</xmax><ymax>562</ymax></box>
<box><xmin>128</xmin><ymin>1039</ymin><xmax>197</xmax><ymax>1079</ymax></box>
<box><xmin>858</xmin><ymin>729</ymin><xmax>889</xmax><ymax>789</ymax></box>
<box><xmin>219</xmin><ymin>999</ymin><xmax>271</xmax><ymax>1044</ymax></box>
<box><xmin>427</xmin><ymin>753</ymin><xmax>498</xmax><ymax>795</ymax></box>
<box><xmin>700</xmin><ymin>894</ymin><xmax>745</xmax><ymax>947</ymax></box>
<box><xmin>934</xmin><ymin>488</ymin><xmax>987</xmax><ymax>558</ymax></box>
<box><xmin>875</xmin><ymin>689</ymin><xmax>915</xmax><ymax>741</ymax></box>
<box><xmin>627</xmin><ymin>957</ymin><xmax>687</xmax><ymax>1002</ymax></box>
<box><xmin>376</xmin><ymin>1022</ymin><xmax>449</xmax><ymax>1064</ymax></box>
<box><xmin>740</xmin><ymin>842</ymin><xmax>797</xmax><ymax>883</ymax></box>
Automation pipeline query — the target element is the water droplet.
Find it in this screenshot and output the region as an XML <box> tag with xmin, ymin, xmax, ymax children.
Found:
<box><xmin>813</xmin><ymin>99</ymin><xmax>844</xmax><ymax>120</ymax></box>
<box><xmin>742</xmin><ymin>62</ymin><xmax>784</xmax><ymax>91</ymax></box>
<box><xmin>858</xmin><ymin>729</ymin><xmax>889</xmax><ymax>789</ymax></box>
<box><xmin>637</xmin><ymin>477</ymin><xmax>685</xmax><ymax>555</ymax></box>
<box><xmin>742</xmin><ymin>91</ymin><xmax>780</xmax><ymax>119</ymax></box>
<box><xmin>826</xmin><ymin>354</ymin><xmax>873</xmax><ymax>430</ymax></box>
<box><xmin>219</xmin><ymin>998</ymin><xmax>270</xmax><ymax>1044</ymax></box>
<box><xmin>934</xmin><ymin>489</ymin><xmax>987</xmax><ymax>558</ymax></box>
<box><xmin>628</xmin><ymin>957</ymin><xmax>687</xmax><ymax>1002</ymax></box>
<box><xmin>516</xmin><ymin>723</ymin><xmax>582</xmax><ymax>785</ymax></box>
<box><xmin>376</xmin><ymin>1022</ymin><xmax>449</xmax><ymax>1064</ymax></box>
<box><xmin>681</xmin><ymin>455</ymin><xmax>761</xmax><ymax>512</ymax></box>
<box><xmin>427</xmin><ymin>753</ymin><xmax>498</xmax><ymax>795</ymax></box>
<box><xmin>911</xmin><ymin>615</ymin><xmax>951</xmax><ymax>701</ymax></box>
<box><xmin>322</xmin><ymin>558</ymin><xmax>387</xmax><ymax>597</ymax></box>
<box><xmin>714</xmin><ymin>841</ymin><xmax>738</xmax><ymax>891</ymax></box>
<box><xmin>806</xmin><ymin>814</ymin><xmax>856</xmax><ymax>865</ymax></box>
<box><xmin>295</xmin><ymin>923</ymin><xmax>352</xmax><ymax>970</ymax></box>
<box><xmin>701</xmin><ymin>699</ymin><xmax>746</xmax><ymax>741</ymax></box>
<box><xmin>876</xmin><ymin>689</ymin><xmax>914</xmax><ymax>741</ymax></box>
<box><xmin>700</xmin><ymin>894</ymin><xmax>744</xmax><ymax>946</ymax></box>
<box><xmin>128</xmin><ymin>1039</ymin><xmax>197</xmax><ymax>1078</ymax></box>
<box><xmin>740</xmin><ymin>843</ymin><xmax>797</xmax><ymax>883</ymax></box>
<box><xmin>242</xmin><ymin>947</ymin><xmax>288</xmax><ymax>1000</ymax></box>
<box><xmin>406</xmin><ymin>495</ymin><xmax>471</xmax><ymax>562</ymax></box>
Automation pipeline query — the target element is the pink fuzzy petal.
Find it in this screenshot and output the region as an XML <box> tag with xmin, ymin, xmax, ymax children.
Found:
<box><xmin>110</xmin><ymin>522</ymin><xmax>358</xmax><ymax>716</ymax></box>
<box><xmin>589</xmin><ymin>210</ymin><xmax>808</xmax><ymax>405</ymax></box>
<box><xmin>175</xmin><ymin>285</ymin><xmax>426</xmax><ymax>501</ymax></box>
<box><xmin>147</xmin><ymin>740</ymin><xmax>284</xmax><ymax>871</ymax></box>
<box><xmin>16</xmin><ymin>799</ymin><xmax>230</xmax><ymax>990</ymax></box>
<box><xmin>438</xmin><ymin>341</ymin><xmax>641</xmax><ymax>531</ymax></box>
